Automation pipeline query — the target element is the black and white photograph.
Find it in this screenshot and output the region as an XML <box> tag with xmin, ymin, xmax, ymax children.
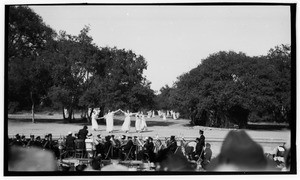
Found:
<box><xmin>3</xmin><ymin>0</ymin><xmax>296</xmax><ymax>176</ymax></box>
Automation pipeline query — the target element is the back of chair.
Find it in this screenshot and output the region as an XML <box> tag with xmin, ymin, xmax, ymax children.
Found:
<box><xmin>75</xmin><ymin>139</ymin><xmax>85</xmax><ymax>150</ymax></box>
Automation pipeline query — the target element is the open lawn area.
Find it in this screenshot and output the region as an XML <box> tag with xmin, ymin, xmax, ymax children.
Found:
<box><xmin>7</xmin><ymin>112</ymin><xmax>290</xmax><ymax>157</ymax></box>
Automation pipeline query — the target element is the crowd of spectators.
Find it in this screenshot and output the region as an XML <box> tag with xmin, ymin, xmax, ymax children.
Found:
<box><xmin>8</xmin><ymin>128</ymin><xmax>291</xmax><ymax>172</ymax></box>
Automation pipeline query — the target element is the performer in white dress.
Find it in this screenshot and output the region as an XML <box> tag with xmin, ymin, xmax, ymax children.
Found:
<box><xmin>104</xmin><ymin>109</ymin><xmax>120</xmax><ymax>133</ymax></box>
<box><xmin>120</xmin><ymin>110</ymin><xmax>137</xmax><ymax>133</ymax></box>
<box><xmin>135</xmin><ymin>113</ymin><xmax>142</xmax><ymax>133</ymax></box>
<box><xmin>140</xmin><ymin>112</ymin><xmax>148</xmax><ymax>131</ymax></box>
<box><xmin>91</xmin><ymin>108</ymin><xmax>100</xmax><ymax>131</ymax></box>
<box><xmin>163</xmin><ymin>112</ymin><xmax>167</xmax><ymax>120</ymax></box>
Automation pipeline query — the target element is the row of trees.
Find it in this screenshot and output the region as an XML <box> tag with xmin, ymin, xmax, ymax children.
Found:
<box><xmin>8</xmin><ymin>6</ymin><xmax>292</xmax><ymax>128</ymax></box>
<box><xmin>156</xmin><ymin>45</ymin><xmax>291</xmax><ymax>128</ymax></box>
<box><xmin>8</xmin><ymin>6</ymin><xmax>155</xmax><ymax>123</ymax></box>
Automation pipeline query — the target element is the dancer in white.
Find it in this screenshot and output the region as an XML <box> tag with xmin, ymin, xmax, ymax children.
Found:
<box><xmin>91</xmin><ymin>108</ymin><xmax>101</xmax><ymax>131</ymax></box>
<box><xmin>135</xmin><ymin>112</ymin><xmax>142</xmax><ymax>133</ymax></box>
<box><xmin>120</xmin><ymin>110</ymin><xmax>137</xmax><ymax>133</ymax></box>
<box><xmin>140</xmin><ymin>112</ymin><xmax>148</xmax><ymax>131</ymax></box>
<box><xmin>163</xmin><ymin>112</ymin><xmax>167</xmax><ymax>120</ymax></box>
<box><xmin>104</xmin><ymin>109</ymin><xmax>120</xmax><ymax>133</ymax></box>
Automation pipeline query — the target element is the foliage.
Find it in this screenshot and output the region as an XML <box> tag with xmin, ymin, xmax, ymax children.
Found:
<box><xmin>162</xmin><ymin>47</ymin><xmax>291</xmax><ymax>128</ymax></box>
<box><xmin>8</xmin><ymin>6</ymin><xmax>56</xmax><ymax>115</ymax></box>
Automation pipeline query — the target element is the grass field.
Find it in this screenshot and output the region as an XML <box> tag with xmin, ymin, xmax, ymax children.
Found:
<box><xmin>7</xmin><ymin>112</ymin><xmax>291</xmax><ymax>157</ymax></box>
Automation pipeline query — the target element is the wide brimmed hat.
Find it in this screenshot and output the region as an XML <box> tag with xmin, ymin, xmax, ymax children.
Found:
<box><xmin>208</xmin><ymin>130</ymin><xmax>270</xmax><ymax>171</ymax></box>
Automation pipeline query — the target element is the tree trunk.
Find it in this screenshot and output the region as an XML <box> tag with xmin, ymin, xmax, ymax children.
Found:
<box><xmin>68</xmin><ymin>108</ymin><xmax>73</xmax><ymax>123</ymax></box>
<box><xmin>62</xmin><ymin>107</ymin><xmax>66</xmax><ymax>119</ymax></box>
<box><xmin>88</xmin><ymin>108</ymin><xmax>94</xmax><ymax>123</ymax></box>
<box><xmin>30</xmin><ymin>91</ymin><xmax>35</xmax><ymax>123</ymax></box>
<box><xmin>100</xmin><ymin>106</ymin><xmax>105</xmax><ymax>118</ymax></box>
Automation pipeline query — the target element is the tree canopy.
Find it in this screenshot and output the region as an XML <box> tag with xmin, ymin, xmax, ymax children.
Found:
<box><xmin>7</xmin><ymin>6</ymin><xmax>292</xmax><ymax>128</ymax></box>
<box><xmin>159</xmin><ymin>46</ymin><xmax>291</xmax><ymax>128</ymax></box>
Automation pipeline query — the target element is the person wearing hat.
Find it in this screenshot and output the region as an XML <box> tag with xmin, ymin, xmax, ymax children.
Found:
<box><xmin>207</xmin><ymin>130</ymin><xmax>276</xmax><ymax>171</ymax></box>
<box><xmin>33</xmin><ymin>136</ymin><xmax>43</xmax><ymax>148</ymax></box>
<box><xmin>198</xmin><ymin>130</ymin><xmax>205</xmax><ymax>159</ymax></box>
<box><xmin>65</xmin><ymin>132</ymin><xmax>76</xmax><ymax>154</ymax></box>
<box><xmin>166</xmin><ymin>135</ymin><xmax>177</xmax><ymax>154</ymax></box>
<box><xmin>202</xmin><ymin>143</ymin><xmax>212</xmax><ymax>170</ymax></box>
<box><xmin>143</xmin><ymin>137</ymin><xmax>155</xmax><ymax>162</ymax></box>
<box><xmin>120</xmin><ymin>136</ymin><xmax>134</xmax><ymax>160</ymax></box>
<box><xmin>11</xmin><ymin>134</ymin><xmax>23</xmax><ymax>147</ymax></box>
<box><xmin>78</xmin><ymin>125</ymin><xmax>89</xmax><ymax>140</ymax></box>
<box><xmin>110</xmin><ymin>135</ymin><xmax>121</xmax><ymax>158</ymax></box>
<box><xmin>26</xmin><ymin>135</ymin><xmax>35</xmax><ymax>148</ymax></box>
<box><xmin>103</xmin><ymin>136</ymin><xmax>113</xmax><ymax>159</ymax></box>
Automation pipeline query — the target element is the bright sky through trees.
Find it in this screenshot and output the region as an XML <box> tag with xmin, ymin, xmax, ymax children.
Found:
<box><xmin>30</xmin><ymin>5</ymin><xmax>291</xmax><ymax>92</ymax></box>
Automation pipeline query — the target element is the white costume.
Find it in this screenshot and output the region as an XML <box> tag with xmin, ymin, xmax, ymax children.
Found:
<box><xmin>172</xmin><ymin>111</ymin><xmax>177</xmax><ymax>120</ymax></box>
<box><xmin>105</xmin><ymin>112</ymin><xmax>114</xmax><ymax>133</ymax></box>
<box><xmin>135</xmin><ymin>114</ymin><xmax>141</xmax><ymax>132</ymax></box>
<box><xmin>140</xmin><ymin>114</ymin><xmax>148</xmax><ymax>131</ymax></box>
<box><xmin>91</xmin><ymin>111</ymin><xmax>99</xmax><ymax>131</ymax></box>
<box><xmin>121</xmin><ymin>112</ymin><xmax>132</xmax><ymax>132</ymax></box>
<box><xmin>163</xmin><ymin>113</ymin><xmax>167</xmax><ymax>120</ymax></box>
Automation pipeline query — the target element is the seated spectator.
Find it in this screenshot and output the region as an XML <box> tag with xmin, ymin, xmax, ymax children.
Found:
<box><xmin>143</xmin><ymin>137</ymin><xmax>155</xmax><ymax>162</ymax></box>
<box><xmin>21</xmin><ymin>135</ymin><xmax>28</xmax><ymax>147</ymax></box>
<box><xmin>104</xmin><ymin>136</ymin><xmax>113</xmax><ymax>159</ymax></box>
<box><xmin>272</xmin><ymin>143</ymin><xmax>286</xmax><ymax>163</ymax></box>
<box><xmin>120</xmin><ymin>136</ymin><xmax>134</xmax><ymax>160</ymax></box>
<box><xmin>166</xmin><ymin>135</ymin><xmax>177</xmax><ymax>154</ymax></box>
<box><xmin>66</xmin><ymin>132</ymin><xmax>76</xmax><ymax>149</ymax></box>
<box><xmin>26</xmin><ymin>135</ymin><xmax>35</xmax><ymax>147</ymax></box>
<box><xmin>201</xmin><ymin>143</ymin><xmax>212</xmax><ymax>170</ymax></box>
<box><xmin>154</xmin><ymin>139</ymin><xmax>165</xmax><ymax>154</ymax></box>
<box><xmin>207</xmin><ymin>130</ymin><xmax>277</xmax><ymax>171</ymax></box>
<box><xmin>33</xmin><ymin>136</ymin><xmax>43</xmax><ymax>148</ymax></box>
<box><xmin>10</xmin><ymin>134</ymin><xmax>23</xmax><ymax>147</ymax></box>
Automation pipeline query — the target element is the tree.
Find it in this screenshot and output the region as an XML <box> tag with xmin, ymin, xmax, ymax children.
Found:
<box><xmin>79</xmin><ymin>46</ymin><xmax>155</xmax><ymax>116</ymax></box>
<box><xmin>46</xmin><ymin>27</ymin><xmax>99</xmax><ymax>122</ymax></box>
<box><xmin>8</xmin><ymin>5</ymin><xmax>56</xmax><ymax>122</ymax></box>
<box><xmin>169</xmin><ymin>47</ymin><xmax>291</xmax><ymax>128</ymax></box>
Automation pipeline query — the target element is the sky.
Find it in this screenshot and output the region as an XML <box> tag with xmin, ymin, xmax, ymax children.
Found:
<box><xmin>29</xmin><ymin>5</ymin><xmax>291</xmax><ymax>92</ymax></box>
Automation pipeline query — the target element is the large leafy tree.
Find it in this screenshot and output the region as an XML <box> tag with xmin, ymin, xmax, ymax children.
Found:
<box><xmin>46</xmin><ymin>27</ymin><xmax>99</xmax><ymax>122</ymax></box>
<box><xmin>168</xmin><ymin>46</ymin><xmax>291</xmax><ymax>128</ymax></box>
<box><xmin>7</xmin><ymin>6</ymin><xmax>56</xmax><ymax>122</ymax></box>
<box><xmin>79</xmin><ymin>46</ymin><xmax>155</xmax><ymax>117</ymax></box>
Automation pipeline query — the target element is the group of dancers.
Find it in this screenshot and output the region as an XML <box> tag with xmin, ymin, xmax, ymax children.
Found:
<box><xmin>90</xmin><ymin>109</ymin><xmax>148</xmax><ymax>133</ymax></box>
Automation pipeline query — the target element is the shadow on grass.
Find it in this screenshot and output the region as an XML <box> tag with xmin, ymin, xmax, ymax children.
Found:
<box><xmin>9</xmin><ymin>117</ymin><xmax>175</xmax><ymax>127</ymax></box>
<box><xmin>8</xmin><ymin>118</ymin><xmax>90</xmax><ymax>126</ymax></box>
<box><xmin>246</xmin><ymin>123</ymin><xmax>290</xmax><ymax>131</ymax></box>
<box><xmin>111</xmin><ymin>119</ymin><xmax>175</xmax><ymax>127</ymax></box>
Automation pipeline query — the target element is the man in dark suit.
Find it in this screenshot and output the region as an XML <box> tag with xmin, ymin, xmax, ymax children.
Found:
<box><xmin>66</xmin><ymin>132</ymin><xmax>76</xmax><ymax>149</ymax></box>
<box><xmin>78</xmin><ymin>125</ymin><xmax>89</xmax><ymax>140</ymax></box>
<box><xmin>166</xmin><ymin>135</ymin><xmax>178</xmax><ymax>154</ymax></box>
<box><xmin>103</xmin><ymin>136</ymin><xmax>112</xmax><ymax>159</ymax></box>
<box><xmin>120</xmin><ymin>136</ymin><xmax>134</xmax><ymax>160</ymax></box>
<box><xmin>143</xmin><ymin>137</ymin><xmax>155</xmax><ymax>162</ymax></box>
<box><xmin>198</xmin><ymin>130</ymin><xmax>205</xmax><ymax>160</ymax></box>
